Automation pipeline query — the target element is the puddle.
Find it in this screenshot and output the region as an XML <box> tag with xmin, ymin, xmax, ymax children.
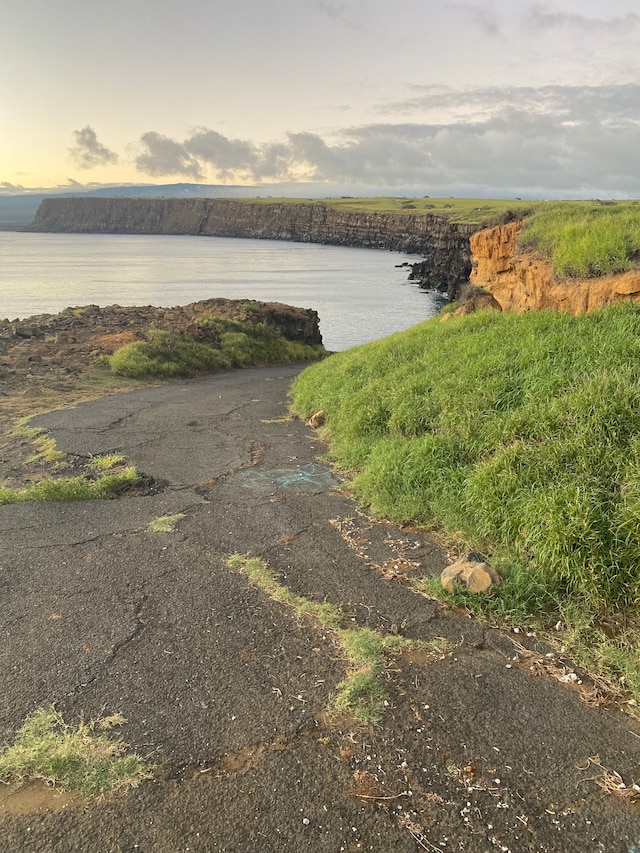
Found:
<box><xmin>0</xmin><ymin>781</ymin><xmax>87</xmax><ymax>816</ymax></box>
<box><xmin>236</xmin><ymin>462</ymin><xmax>341</xmax><ymax>495</ymax></box>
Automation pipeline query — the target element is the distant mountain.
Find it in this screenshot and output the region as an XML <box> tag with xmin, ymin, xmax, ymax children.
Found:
<box><xmin>0</xmin><ymin>183</ymin><xmax>263</xmax><ymax>227</ymax></box>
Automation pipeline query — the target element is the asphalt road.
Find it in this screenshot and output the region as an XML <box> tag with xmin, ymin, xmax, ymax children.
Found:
<box><xmin>1</xmin><ymin>364</ymin><xmax>640</xmax><ymax>852</ymax></box>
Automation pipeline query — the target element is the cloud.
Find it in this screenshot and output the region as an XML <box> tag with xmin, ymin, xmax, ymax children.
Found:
<box><xmin>450</xmin><ymin>3</ymin><xmax>500</xmax><ymax>36</ymax></box>
<box><xmin>135</xmin><ymin>132</ymin><xmax>204</xmax><ymax>180</ymax></box>
<box><xmin>183</xmin><ymin>128</ymin><xmax>258</xmax><ymax>177</ymax></box>
<box><xmin>312</xmin><ymin>0</ymin><xmax>365</xmax><ymax>23</ymax></box>
<box><xmin>1</xmin><ymin>181</ymin><xmax>26</xmax><ymax>193</ymax></box>
<box><xmin>380</xmin><ymin>83</ymin><xmax>640</xmax><ymax>124</ymax></box>
<box><xmin>527</xmin><ymin>3</ymin><xmax>640</xmax><ymax>32</ymax></box>
<box><xmin>68</xmin><ymin>126</ymin><xmax>118</xmax><ymax>169</ymax></box>
<box><xmin>131</xmin><ymin>83</ymin><xmax>640</xmax><ymax>196</ymax></box>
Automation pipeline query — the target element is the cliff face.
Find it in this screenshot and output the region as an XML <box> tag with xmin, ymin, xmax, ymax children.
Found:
<box><xmin>29</xmin><ymin>198</ymin><xmax>479</xmax><ymax>296</ymax></box>
<box><xmin>470</xmin><ymin>221</ymin><xmax>640</xmax><ymax>313</ymax></box>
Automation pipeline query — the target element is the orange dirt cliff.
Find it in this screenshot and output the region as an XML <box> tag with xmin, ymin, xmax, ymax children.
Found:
<box><xmin>469</xmin><ymin>220</ymin><xmax>640</xmax><ymax>314</ymax></box>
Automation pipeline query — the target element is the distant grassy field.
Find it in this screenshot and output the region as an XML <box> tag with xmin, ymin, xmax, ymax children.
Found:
<box><xmin>519</xmin><ymin>200</ymin><xmax>640</xmax><ymax>278</ymax></box>
<box><xmin>237</xmin><ymin>196</ymin><xmax>539</xmax><ymax>224</ymax></box>
<box><xmin>291</xmin><ymin>303</ymin><xmax>640</xmax><ymax>703</ymax></box>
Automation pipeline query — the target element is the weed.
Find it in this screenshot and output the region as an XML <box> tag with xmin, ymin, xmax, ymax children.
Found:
<box><xmin>0</xmin><ymin>706</ymin><xmax>150</xmax><ymax>796</ymax></box>
<box><xmin>9</xmin><ymin>419</ymin><xmax>67</xmax><ymax>469</ymax></box>
<box><xmin>147</xmin><ymin>513</ymin><xmax>186</xmax><ymax>532</ymax></box>
<box><xmin>90</xmin><ymin>453</ymin><xmax>125</xmax><ymax>471</ymax></box>
<box><xmin>0</xmin><ymin>467</ymin><xmax>139</xmax><ymax>505</ymax></box>
<box><xmin>227</xmin><ymin>554</ymin><xmax>452</xmax><ymax>723</ymax></box>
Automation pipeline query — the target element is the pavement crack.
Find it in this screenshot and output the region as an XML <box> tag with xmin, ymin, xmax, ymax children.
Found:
<box><xmin>64</xmin><ymin>595</ymin><xmax>150</xmax><ymax>701</ymax></box>
<box><xmin>105</xmin><ymin>595</ymin><xmax>149</xmax><ymax>662</ymax></box>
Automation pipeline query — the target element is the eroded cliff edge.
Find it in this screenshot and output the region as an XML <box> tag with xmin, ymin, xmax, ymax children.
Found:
<box><xmin>29</xmin><ymin>198</ymin><xmax>479</xmax><ymax>296</ymax></box>
<box><xmin>470</xmin><ymin>220</ymin><xmax>640</xmax><ymax>313</ymax></box>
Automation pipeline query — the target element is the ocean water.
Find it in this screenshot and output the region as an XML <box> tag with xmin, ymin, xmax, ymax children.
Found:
<box><xmin>0</xmin><ymin>232</ymin><xmax>443</xmax><ymax>351</ymax></box>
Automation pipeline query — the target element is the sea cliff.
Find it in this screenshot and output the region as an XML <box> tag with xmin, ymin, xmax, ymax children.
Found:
<box><xmin>29</xmin><ymin>198</ymin><xmax>479</xmax><ymax>296</ymax></box>
<box><xmin>469</xmin><ymin>221</ymin><xmax>640</xmax><ymax>313</ymax></box>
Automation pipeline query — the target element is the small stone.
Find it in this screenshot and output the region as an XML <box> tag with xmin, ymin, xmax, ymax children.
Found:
<box><xmin>308</xmin><ymin>410</ymin><xmax>326</xmax><ymax>428</ymax></box>
<box><xmin>440</xmin><ymin>552</ymin><xmax>500</xmax><ymax>593</ymax></box>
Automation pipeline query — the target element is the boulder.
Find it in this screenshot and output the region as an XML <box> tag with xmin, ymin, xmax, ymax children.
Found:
<box><xmin>441</xmin><ymin>552</ymin><xmax>500</xmax><ymax>593</ymax></box>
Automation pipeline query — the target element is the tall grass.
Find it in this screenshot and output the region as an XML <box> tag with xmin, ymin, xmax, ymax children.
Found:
<box><xmin>519</xmin><ymin>201</ymin><xmax>640</xmax><ymax>278</ymax></box>
<box><xmin>290</xmin><ymin>304</ymin><xmax>640</xmax><ymax>634</ymax></box>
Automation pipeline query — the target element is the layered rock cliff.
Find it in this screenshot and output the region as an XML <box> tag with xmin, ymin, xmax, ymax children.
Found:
<box><xmin>469</xmin><ymin>221</ymin><xmax>640</xmax><ymax>313</ymax></box>
<box><xmin>29</xmin><ymin>198</ymin><xmax>479</xmax><ymax>296</ymax></box>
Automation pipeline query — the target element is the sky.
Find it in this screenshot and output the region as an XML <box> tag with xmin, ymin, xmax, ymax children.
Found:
<box><xmin>2</xmin><ymin>0</ymin><xmax>639</xmax><ymax>198</ymax></box>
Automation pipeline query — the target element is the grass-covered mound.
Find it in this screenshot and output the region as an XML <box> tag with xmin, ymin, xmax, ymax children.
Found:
<box><xmin>108</xmin><ymin>318</ymin><xmax>325</xmax><ymax>379</ymax></box>
<box><xmin>290</xmin><ymin>303</ymin><xmax>640</xmax><ymax>699</ymax></box>
<box><xmin>519</xmin><ymin>200</ymin><xmax>640</xmax><ymax>279</ymax></box>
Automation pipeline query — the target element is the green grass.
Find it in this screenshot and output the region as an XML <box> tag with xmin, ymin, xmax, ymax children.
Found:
<box><xmin>90</xmin><ymin>453</ymin><xmax>126</xmax><ymax>471</ymax></box>
<box><xmin>148</xmin><ymin>513</ymin><xmax>186</xmax><ymax>532</ymax></box>
<box><xmin>0</xmin><ymin>467</ymin><xmax>139</xmax><ymax>505</ymax></box>
<box><xmin>9</xmin><ymin>419</ymin><xmax>68</xmax><ymax>469</ymax></box>
<box><xmin>518</xmin><ymin>201</ymin><xmax>640</xmax><ymax>278</ymax></box>
<box><xmin>227</xmin><ymin>554</ymin><xmax>451</xmax><ymax>723</ymax></box>
<box><xmin>237</xmin><ymin>196</ymin><xmax>539</xmax><ymax>225</ymax></box>
<box><xmin>108</xmin><ymin>321</ymin><xmax>325</xmax><ymax>380</ymax></box>
<box><xmin>290</xmin><ymin>303</ymin><xmax>640</xmax><ymax>702</ymax></box>
<box><xmin>0</xmin><ymin>706</ymin><xmax>150</xmax><ymax>796</ymax></box>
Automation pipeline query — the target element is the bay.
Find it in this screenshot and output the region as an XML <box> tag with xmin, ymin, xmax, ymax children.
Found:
<box><xmin>0</xmin><ymin>232</ymin><xmax>442</xmax><ymax>351</ymax></box>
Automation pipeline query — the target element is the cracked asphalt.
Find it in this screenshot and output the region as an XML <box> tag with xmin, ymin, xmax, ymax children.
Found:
<box><xmin>2</xmin><ymin>363</ymin><xmax>640</xmax><ymax>852</ymax></box>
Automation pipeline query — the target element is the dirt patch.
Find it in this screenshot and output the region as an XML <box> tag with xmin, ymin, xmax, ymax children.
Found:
<box><xmin>0</xmin><ymin>782</ymin><xmax>87</xmax><ymax>817</ymax></box>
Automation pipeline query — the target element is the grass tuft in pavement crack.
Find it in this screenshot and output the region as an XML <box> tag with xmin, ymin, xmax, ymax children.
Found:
<box><xmin>0</xmin><ymin>467</ymin><xmax>140</xmax><ymax>505</ymax></box>
<box><xmin>148</xmin><ymin>513</ymin><xmax>186</xmax><ymax>532</ymax></box>
<box><xmin>2</xmin><ymin>420</ymin><xmax>141</xmax><ymax>505</ymax></box>
<box><xmin>9</xmin><ymin>418</ymin><xmax>68</xmax><ymax>469</ymax></box>
<box><xmin>227</xmin><ymin>554</ymin><xmax>453</xmax><ymax>724</ymax></box>
<box><xmin>0</xmin><ymin>706</ymin><xmax>151</xmax><ymax>796</ymax></box>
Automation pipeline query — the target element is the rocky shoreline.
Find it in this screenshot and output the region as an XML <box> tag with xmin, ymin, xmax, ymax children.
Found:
<box><xmin>0</xmin><ymin>297</ymin><xmax>321</xmax><ymax>396</ymax></box>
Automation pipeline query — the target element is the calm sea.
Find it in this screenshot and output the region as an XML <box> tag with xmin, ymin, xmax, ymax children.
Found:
<box><xmin>0</xmin><ymin>232</ymin><xmax>443</xmax><ymax>351</ymax></box>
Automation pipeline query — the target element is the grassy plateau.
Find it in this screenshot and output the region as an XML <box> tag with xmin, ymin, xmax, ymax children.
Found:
<box><xmin>239</xmin><ymin>195</ymin><xmax>538</xmax><ymax>224</ymax></box>
<box><xmin>291</xmin><ymin>302</ymin><xmax>640</xmax><ymax>703</ymax></box>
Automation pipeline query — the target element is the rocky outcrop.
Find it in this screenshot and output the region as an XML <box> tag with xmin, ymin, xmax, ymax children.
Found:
<box><xmin>470</xmin><ymin>221</ymin><xmax>640</xmax><ymax>313</ymax></box>
<box><xmin>29</xmin><ymin>198</ymin><xmax>480</xmax><ymax>297</ymax></box>
<box><xmin>0</xmin><ymin>298</ymin><xmax>322</xmax><ymax>395</ymax></box>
